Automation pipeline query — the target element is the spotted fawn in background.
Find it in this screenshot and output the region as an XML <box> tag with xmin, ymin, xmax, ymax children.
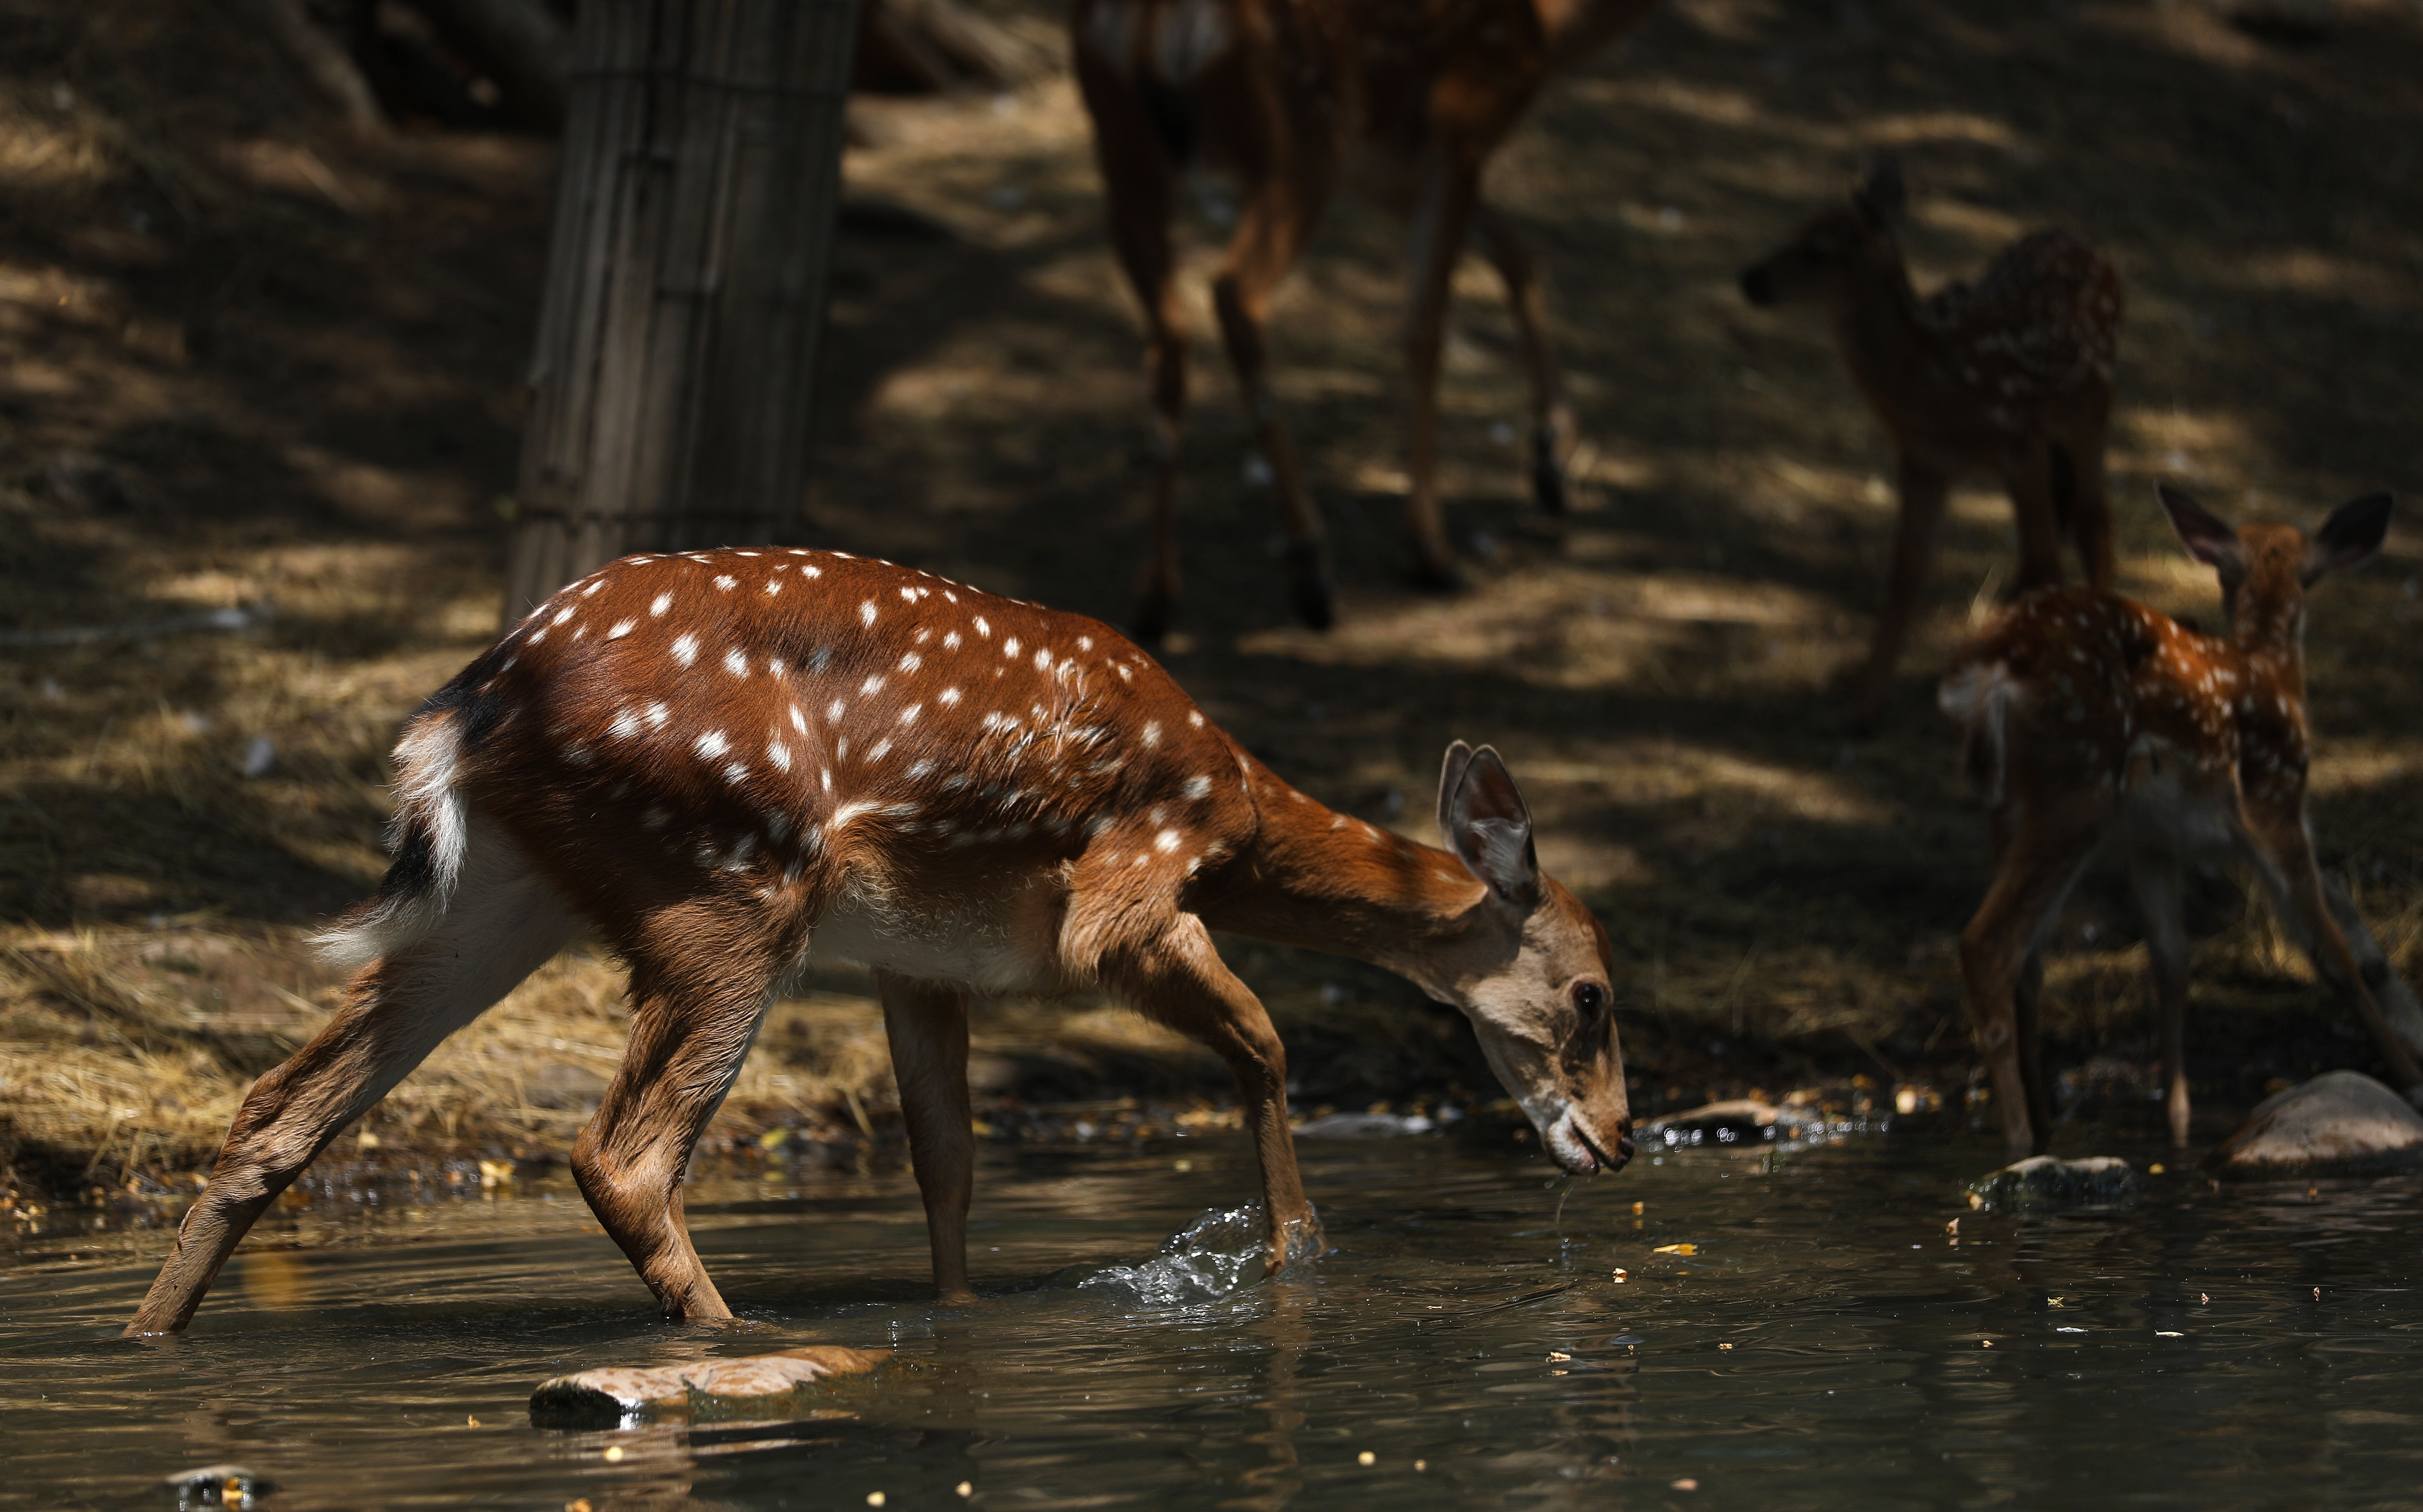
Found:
<box><xmin>1071</xmin><ymin>0</ymin><xmax>1662</xmax><ymax>638</ymax></box>
<box><xmin>1742</xmin><ymin>158</ymin><xmax>2122</xmax><ymax>729</ymax></box>
<box><xmin>127</xmin><ymin>547</ymin><xmax>1633</xmax><ymax>1335</ymax></box>
<box><xmin>1940</xmin><ymin>486</ymin><xmax>2423</xmax><ymax>1159</ymax></box>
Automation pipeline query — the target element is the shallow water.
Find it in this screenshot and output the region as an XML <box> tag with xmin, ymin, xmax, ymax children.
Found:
<box><xmin>6</xmin><ymin>1125</ymin><xmax>2422</xmax><ymax>1510</ymax></box>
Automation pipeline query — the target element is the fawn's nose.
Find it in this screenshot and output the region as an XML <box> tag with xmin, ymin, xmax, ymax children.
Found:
<box><xmin>1739</xmin><ymin>264</ymin><xmax>1776</xmax><ymax>307</ymax></box>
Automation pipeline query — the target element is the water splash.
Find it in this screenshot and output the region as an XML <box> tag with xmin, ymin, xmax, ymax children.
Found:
<box><xmin>1074</xmin><ymin>1202</ymin><xmax>1317</xmax><ymax>1308</ymax></box>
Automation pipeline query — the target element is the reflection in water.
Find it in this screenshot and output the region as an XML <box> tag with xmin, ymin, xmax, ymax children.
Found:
<box><xmin>6</xmin><ymin>1139</ymin><xmax>2423</xmax><ymax>1509</ymax></box>
<box><xmin>233</xmin><ymin>1247</ymin><xmax>316</xmax><ymax>1312</ymax></box>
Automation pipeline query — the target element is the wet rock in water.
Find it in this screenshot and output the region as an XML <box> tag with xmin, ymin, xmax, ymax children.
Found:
<box><xmin>529</xmin><ymin>1344</ymin><xmax>888</xmax><ymax>1427</ymax></box>
<box><xmin>2209</xmin><ymin>1071</ymin><xmax>2423</xmax><ymax>1177</ymax></box>
<box><xmin>1966</xmin><ymin>1155</ymin><xmax>2141</xmax><ymax>1211</ymax></box>
<box><xmin>1293</xmin><ymin>1111</ymin><xmax>1434</xmax><ymax>1138</ymax></box>
<box><xmin>1639</xmin><ymin>1099</ymin><xmax>1821</xmax><ymax>1148</ymax></box>
<box><xmin>160</xmin><ymin>1464</ymin><xmax>275</xmax><ymax>1508</ymax></box>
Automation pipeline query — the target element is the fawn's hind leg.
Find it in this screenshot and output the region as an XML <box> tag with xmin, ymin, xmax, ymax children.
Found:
<box><xmin>128</xmin><ymin>824</ymin><xmax>578</xmax><ymax>1334</ymax></box>
<box><xmin>571</xmin><ymin>895</ymin><xmax>806</xmax><ymax>1322</ymax></box>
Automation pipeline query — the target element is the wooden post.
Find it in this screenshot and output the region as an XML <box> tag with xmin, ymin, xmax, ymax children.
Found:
<box><xmin>502</xmin><ymin>0</ymin><xmax>864</xmax><ymax>624</ymax></box>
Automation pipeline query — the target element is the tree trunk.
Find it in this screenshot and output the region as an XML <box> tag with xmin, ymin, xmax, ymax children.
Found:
<box><xmin>501</xmin><ymin>0</ymin><xmax>864</xmax><ymax>624</ymax></box>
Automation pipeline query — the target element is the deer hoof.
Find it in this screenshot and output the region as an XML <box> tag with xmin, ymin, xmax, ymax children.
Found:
<box><xmin>1128</xmin><ymin>592</ymin><xmax>1174</xmax><ymax>646</ymax></box>
<box><xmin>1285</xmin><ymin>544</ymin><xmax>1335</xmax><ymax>630</ymax></box>
<box><xmin>1532</xmin><ymin>449</ymin><xmax>1570</xmax><ymax>516</ymax></box>
<box><xmin>1407</xmin><ymin>556</ymin><xmax>1467</xmax><ymax>594</ymax></box>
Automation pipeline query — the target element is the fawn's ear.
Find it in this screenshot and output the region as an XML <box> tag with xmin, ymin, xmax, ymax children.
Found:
<box><xmin>1854</xmin><ymin>155</ymin><xmax>1906</xmax><ymax>226</ymax></box>
<box><xmin>1436</xmin><ymin>741</ymin><xmax>1476</xmax><ymax>845</ymax></box>
<box><xmin>2159</xmin><ymin>484</ymin><xmax>2246</xmax><ymax>583</ymax></box>
<box><xmin>1443</xmin><ymin>745</ymin><xmax>1539</xmax><ymax>908</ymax></box>
<box><xmin>2304</xmin><ymin>493</ymin><xmax>2392</xmax><ymax>583</ymax></box>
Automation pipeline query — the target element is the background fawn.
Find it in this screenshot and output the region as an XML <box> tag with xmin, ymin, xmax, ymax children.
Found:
<box><xmin>1940</xmin><ymin>486</ymin><xmax>2423</xmax><ymax>1158</ymax></box>
<box><xmin>1742</xmin><ymin>159</ymin><xmax>2121</xmax><ymax>729</ymax></box>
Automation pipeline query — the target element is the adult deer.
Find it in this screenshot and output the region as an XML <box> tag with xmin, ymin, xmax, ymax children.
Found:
<box><xmin>1741</xmin><ymin>159</ymin><xmax>2122</xmax><ymax>729</ymax></box>
<box><xmin>126</xmin><ymin>548</ymin><xmax>1632</xmax><ymax>1334</ymax></box>
<box><xmin>1071</xmin><ymin>0</ymin><xmax>1663</xmax><ymax>640</ymax></box>
<box><xmin>1939</xmin><ymin>486</ymin><xmax>2423</xmax><ymax>1159</ymax></box>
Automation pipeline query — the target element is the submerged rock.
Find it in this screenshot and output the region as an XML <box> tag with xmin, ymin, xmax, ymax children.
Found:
<box><xmin>1639</xmin><ymin>1100</ymin><xmax>1825</xmax><ymax>1148</ymax></box>
<box><xmin>1966</xmin><ymin>1155</ymin><xmax>2141</xmax><ymax>1212</ymax></box>
<box><xmin>2210</xmin><ymin>1071</ymin><xmax>2423</xmax><ymax>1177</ymax></box>
<box><xmin>160</xmin><ymin>1465</ymin><xmax>275</xmax><ymax>1508</ymax></box>
<box><xmin>529</xmin><ymin>1344</ymin><xmax>888</xmax><ymax>1427</ymax></box>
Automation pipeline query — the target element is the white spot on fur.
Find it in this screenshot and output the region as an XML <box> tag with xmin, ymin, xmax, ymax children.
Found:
<box><xmin>715</xmin><ymin>575</ymin><xmax>737</xmax><ymax>590</ymax></box>
<box><xmin>651</xmin><ymin>592</ymin><xmax>673</xmax><ymax>616</ymax></box>
<box><xmin>724</xmin><ymin>648</ymin><xmax>749</xmax><ymax>677</ymax></box>
<box><xmin>608</xmin><ymin>619</ymin><xmax>636</xmax><ymax>639</ymax></box>
<box><xmin>860</xmin><ymin>600</ymin><xmax>878</xmax><ymax>627</ymax></box>
<box><xmin>696</xmin><ymin>730</ymin><xmax>730</xmax><ymax>759</ymax></box>
<box><xmin>672</xmin><ymin>633</ymin><xmax>699</xmax><ymax>667</ymax></box>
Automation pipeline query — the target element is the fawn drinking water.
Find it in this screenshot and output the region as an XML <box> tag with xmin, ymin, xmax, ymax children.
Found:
<box><xmin>127</xmin><ymin>547</ymin><xmax>1632</xmax><ymax>1333</ymax></box>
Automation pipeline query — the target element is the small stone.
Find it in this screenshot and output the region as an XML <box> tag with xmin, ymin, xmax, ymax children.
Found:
<box><xmin>531</xmin><ymin>1345</ymin><xmax>889</xmax><ymax>1427</ymax></box>
<box><xmin>2209</xmin><ymin>1071</ymin><xmax>2423</xmax><ymax>1176</ymax></box>
<box><xmin>1966</xmin><ymin>1155</ymin><xmax>2141</xmax><ymax>1211</ymax></box>
<box><xmin>161</xmin><ymin>1465</ymin><xmax>275</xmax><ymax>1509</ymax></box>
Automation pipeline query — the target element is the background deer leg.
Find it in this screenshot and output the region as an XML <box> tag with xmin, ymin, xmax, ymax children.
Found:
<box><xmin>1470</xmin><ymin>201</ymin><xmax>1574</xmax><ymax>517</ymax></box>
<box><xmin>877</xmin><ymin>970</ymin><xmax>977</xmax><ymax>1304</ymax></box>
<box><xmin>1084</xmin><ymin>88</ymin><xmax>1190</xmax><ymax>643</ymax></box>
<box><xmin>2001</xmin><ymin>442</ymin><xmax>2066</xmax><ymax>592</ymax></box>
<box><xmin>1211</xmin><ymin>168</ymin><xmax>1333</xmax><ymax>630</ymax></box>
<box><xmin>1847</xmin><ymin>453</ymin><xmax>1948</xmax><ymax>729</ymax></box>
<box><xmin>2013</xmin><ymin>946</ymin><xmax>2056</xmax><ymax>1143</ymax></box>
<box><xmin>126</xmin><ymin>832</ymin><xmax>578</xmax><ymax>1334</ymax></box>
<box><xmin>573</xmin><ymin>906</ymin><xmax>797</xmax><ymax>1322</ymax></box>
<box><xmin>1108</xmin><ymin>915</ymin><xmax>1318</xmax><ymax>1274</ymax></box>
<box><xmin>2126</xmin><ymin>850</ymin><xmax>2195</xmax><ymax>1146</ymax></box>
<box><xmin>2242</xmin><ymin>811</ymin><xmax>2423</xmax><ymax>1098</ymax></box>
<box><xmin>2059</xmin><ymin>402</ymin><xmax>2115</xmax><ymax>589</ymax></box>
<box><xmin>1401</xmin><ymin>154</ymin><xmax>1482</xmax><ymax>590</ymax></box>
<box><xmin>1960</xmin><ymin>809</ymin><xmax>2100</xmax><ymax>1157</ymax></box>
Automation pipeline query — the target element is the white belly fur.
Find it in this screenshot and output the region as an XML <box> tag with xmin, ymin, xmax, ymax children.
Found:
<box><xmin>803</xmin><ymin>874</ymin><xmax>1069</xmax><ymax>995</ymax></box>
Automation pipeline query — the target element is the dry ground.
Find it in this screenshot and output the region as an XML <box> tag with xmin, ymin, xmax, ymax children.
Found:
<box><xmin>5</xmin><ymin>0</ymin><xmax>2422</xmax><ymax>1198</ymax></box>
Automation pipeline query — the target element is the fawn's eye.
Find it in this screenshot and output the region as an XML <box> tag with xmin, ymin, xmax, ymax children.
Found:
<box><xmin>1571</xmin><ymin>981</ymin><xmax>1609</xmax><ymax>1019</ymax></box>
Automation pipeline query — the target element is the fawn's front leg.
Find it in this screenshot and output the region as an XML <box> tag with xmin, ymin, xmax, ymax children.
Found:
<box><xmin>2243</xmin><ymin>810</ymin><xmax>2423</xmax><ymax>1099</ymax></box>
<box><xmin>2126</xmin><ymin>851</ymin><xmax>2195</xmax><ymax>1146</ymax></box>
<box><xmin>878</xmin><ymin>971</ymin><xmax>978</xmax><ymax>1304</ymax></box>
<box><xmin>1848</xmin><ymin>454</ymin><xmax>1950</xmax><ymax>729</ymax></box>
<box><xmin>1112</xmin><ymin>915</ymin><xmax>1320</xmax><ymax>1274</ymax></box>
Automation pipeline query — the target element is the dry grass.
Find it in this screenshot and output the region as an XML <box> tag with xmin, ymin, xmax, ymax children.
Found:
<box><xmin>7</xmin><ymin>0</ymin><xmax>2423</xmax><ymax>1192</ymax></box>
